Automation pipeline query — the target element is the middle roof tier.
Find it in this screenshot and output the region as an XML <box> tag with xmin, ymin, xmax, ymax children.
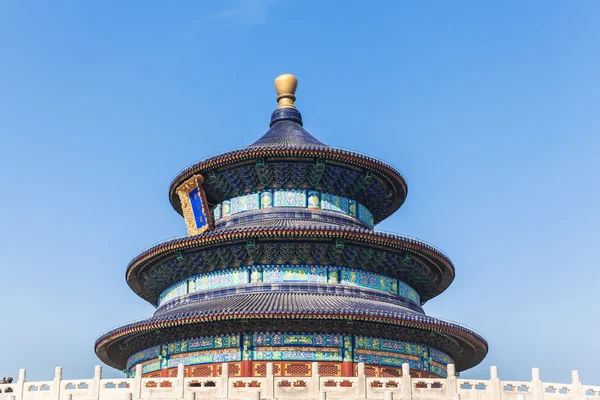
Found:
<box><xmin>126</xmin><ymin>221</ymin><xmax>454</xmax><ymax>306</ymax></box>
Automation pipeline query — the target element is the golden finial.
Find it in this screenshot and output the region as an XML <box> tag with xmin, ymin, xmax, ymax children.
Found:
<box><xmin>274</xmin><ymin>73</ymin><xmax>298</xmax><ymax>109</ymax></box>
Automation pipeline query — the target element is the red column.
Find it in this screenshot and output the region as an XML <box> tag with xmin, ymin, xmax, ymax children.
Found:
<box><xmin>242</xmin><ymin>334</ymin><xmax>253</xmax><ymax>377</ymax></box>
<box><xmin>241</xmin><ymin>360</ymin><xmax>253</xmax><ymax>377</ymax></box>
<box><xmin>341</xmin><ymin>362</ymin><xmax>354</xmax><ymax>377</ymax></box>
<box><xmin>342</xmin><ymin>335</ymin><xmax>354</xmax><ymax>376</ymax></box>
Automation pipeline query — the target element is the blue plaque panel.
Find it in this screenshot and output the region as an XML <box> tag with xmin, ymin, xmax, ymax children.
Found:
<box><xmin>189</xmin><ymin>188</ymin><xmax>208</xmax><ymax>231</ymax></box>
<box><xmin>176</xmin><ymin>174</ymin><xmax>214</xmax><ymax>235</ymax></box>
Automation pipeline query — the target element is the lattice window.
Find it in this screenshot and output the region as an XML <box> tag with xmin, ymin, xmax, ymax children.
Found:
<box><xmin>285</xmin><ymin>363</ymin><xmax>310</xmax><ymax>376</ymax></box>
<box><xmin>254</xmin><ymin>364</ymin><xmax>267</xmax><ymax>376</ymax></box>
<box><xmin>230</xmin><ymin>364</ymin><xmax>241</xmax><ymax>376</ymax></box>
<box><xmin>382</xmin><ymin>368</ymin><xmax>401</xmax><ymax>378</ymax></box>
<box><xmin>319</xmin><ymin>364</ymin><xmax>340</xmax><ymax>376</ymax></box>
<box><xmin>168</xmin><ymin>369</ymin><xmax>178</xmax><ymax>377</ymax></box>
<box><xmin>365</xmin><ymin>366</ymin><xmax>378</xmax><ymax>377</ymax></box>
<box><xmin>190</xmin><ymin>365</ymin><xmax>212</xmax><ymax>377</ymax></box>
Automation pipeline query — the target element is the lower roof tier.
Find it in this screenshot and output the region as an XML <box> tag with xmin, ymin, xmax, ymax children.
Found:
<box><xmin>95</xmin><ymin>292</ymin><xmax>487</xmax><ymax>372</ymax></box>
<box><xmin>126</xmin><ymin>221</ymin><xmax>455</xmax><ymax>306</ymax></box>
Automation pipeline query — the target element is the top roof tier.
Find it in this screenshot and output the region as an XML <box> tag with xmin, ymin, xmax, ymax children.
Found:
<box><xmin>169</xmin><ymin>74</ymin><xmax>408</xmax><ymax>226</ymax></box>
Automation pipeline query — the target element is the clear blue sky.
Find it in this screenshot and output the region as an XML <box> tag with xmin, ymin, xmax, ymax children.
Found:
<box><xmin>0</xmin><ymin>0</ymin><xmax>598</xmax><ymax>384</ymax></box>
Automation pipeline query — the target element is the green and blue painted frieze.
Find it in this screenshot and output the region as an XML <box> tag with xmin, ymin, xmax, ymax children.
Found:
<box><xmin>126</xmin><ymin>333</ymin><xmax>452</xmax><ymax>377</ymax></box>
<box><xmin>253</xmin><ymin>333</ymin><xmax>343</xmax><ymax>347</ymax></box>
<box><xmin>211</xmin><ymin>190</ymin><xmax>374</xmax><ymax>228</ymax></box>
<box><xmin>157</xmin><ymin>265</ymin><xmax>420</xmax><ymax>307</ymax></box>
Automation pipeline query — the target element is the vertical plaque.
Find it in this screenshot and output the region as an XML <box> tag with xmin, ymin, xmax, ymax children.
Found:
<box><xmin>176</xmin><ymin>174</ymin><xmax>213</xmax><ymax>235</ymax></box>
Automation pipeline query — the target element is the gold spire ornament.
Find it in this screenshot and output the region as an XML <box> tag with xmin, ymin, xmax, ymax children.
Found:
<box><xmin>274</xmin><ymin>73</ymin><xmax>298</xmax><ymax>109</ymax></box>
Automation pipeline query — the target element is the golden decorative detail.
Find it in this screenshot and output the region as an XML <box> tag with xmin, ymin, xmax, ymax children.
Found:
<box><xmin>274</xmin><ymin>73</ymin><xmax>298</xmax><ymax>109</ymax></box>
<box><xmin>176</xmin><ymin>174</ymin><xmax>213</xmax><ymax>236</ymax></box>
<box><xmin>169</xmin><ymin>348</ymin><xmax>239</xmax><ymax>360</ymax></box>
<box><xmin>354</xmin><ymin>349</ymin><xmax>421</xmax><ymax>360</ymax></box>
<box><xmin>254</xmin><ymin>346</ymin><xmax>340</xmax><ymax>353</ymax></box>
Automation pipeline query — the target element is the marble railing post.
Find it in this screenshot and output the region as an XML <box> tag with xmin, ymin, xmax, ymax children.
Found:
<box><xmin>531</xmin><ymin>368</ymin><xmax>544</xmax><ymax>400</ymax></box>
<box><xmin>132</xmin><ymin>364</ymin><xmax>142</xmax><ymax>400</ymax></box>
<box><xmin>265</xmin><ymin>362</ymin><xmax>274</xmax><ymax>399</ymax></box>
<box><xmin>221</xmin><ymin>363</ymin><xmax>229</xmax><ymax>399</ymax></box>
<box><xmin>175</xmin><ymin>363</ymin><xmax>185</xmax><ymax>399</ymax></box>
<box><xmin>489</xmin><ymin>366</ymin><xmax>502</xmax><ymax>400</ymax></box>
<box><xmin>91</xmin><ymin>365</ymin><xmax>102</xmax><ymax>400</ymax></box>
<box><xmin>571</xmin><ymin>370</ymin><xmax>583</xmax><ymax>400</ymax></box>
<box><xmin>401</xmin><ymin>363</ymin><xmax>412</xmax><ymax>400</ymax></box>
<box><xmin>446</xmin><ymin>364</ymin><xmax>458</xmax><ymax>397</ymax></box>
<box><xmin>310</xmin><ymin>362</ymin><xmax>320</xmax><ymax>399</ymax></box>
<box><xmin>357</xmin><ymin>362</ymin><xmax>366</xmax><ymax>399</ymax></box>
<box><xmin>15</xmin><ymin>369</ymin><xmax>26</xmax><ymax>400</ymax></box>
<box><xmin>384</xmin><ymin>392</ymin><xmax>394</xmax><ymax>400</ymax></box>
<box><xmin>52</xmin><ymin>367</ymin><xmax>62</xmax><ymax>400</ymax></box>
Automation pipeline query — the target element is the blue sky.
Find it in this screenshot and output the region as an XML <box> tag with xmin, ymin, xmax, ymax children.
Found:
<box><xmin>0</xmin><ymin>0</ymin><xmax>598</xmax><ymax>383</ymax></box>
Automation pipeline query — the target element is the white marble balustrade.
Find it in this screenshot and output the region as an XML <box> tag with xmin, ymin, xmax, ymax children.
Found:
<box><xmin>0</xmin><ymin>362</ymin><xmax>597</xmax><ymax>400</ymax></box>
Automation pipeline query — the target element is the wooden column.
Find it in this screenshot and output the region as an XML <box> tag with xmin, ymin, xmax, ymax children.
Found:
<box><xmin>242</xmin><ymin>334</ymin><xmax>254</xmax><ymax>377</ymax></box>
<box><xmin>342</xmin><ymin>335</ymin><xmax>354</xmax><ymax>376</ymax></box>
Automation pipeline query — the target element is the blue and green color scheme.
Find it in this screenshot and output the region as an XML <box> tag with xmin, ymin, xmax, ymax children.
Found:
<box><xmin>212</xmin><ymin>190</ymin><xmax>374</xmax><ymax>228</ymax></box>
<box><xmin>126</xmin><ymin>333</ymin><xmax>453</xmax><ymax>377</ymax></box>
<box><xmin>157</xmin><ymin>265</ymin><xmax>420</xmax><ymax>307</ymax></box>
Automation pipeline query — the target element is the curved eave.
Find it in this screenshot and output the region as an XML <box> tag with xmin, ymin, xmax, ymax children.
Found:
<box><xmin>168</xmin><ymin>146</ymin><xmax>408</xmax><ymax>224</ymax></box>
<box><xmin>125</xmin><ymin>226</ymin><xmax>455</xmax><ymax>305</ymax></box>
<box><xmin>95</xmin><ymin>310</ymin><xmax>487</xmax><ymax>372</ymax></box>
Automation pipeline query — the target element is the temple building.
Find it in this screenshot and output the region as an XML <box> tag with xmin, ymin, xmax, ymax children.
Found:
<box><xmin>94</xmin><ymin>74</ymin><xmax>488</xmax><ymax>379</ymax></box>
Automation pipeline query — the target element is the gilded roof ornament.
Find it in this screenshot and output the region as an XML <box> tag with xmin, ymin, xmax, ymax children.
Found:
<box><xmin>274</xmin><ymin>73</ymin><xmax>298</xmax><ymax>109</ymax></box>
